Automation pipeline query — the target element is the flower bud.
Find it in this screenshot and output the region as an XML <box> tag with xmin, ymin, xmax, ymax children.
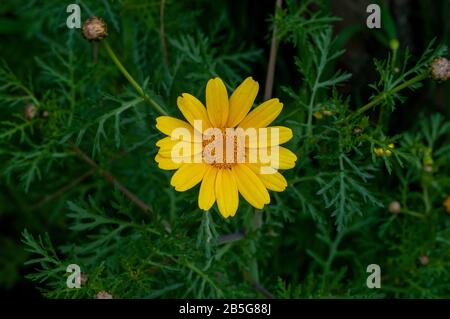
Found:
<box><xmin>430</xmin><ymin>57</ymin><xmax>450</xmax><ymax>82</ymax></box>
<box><xmin>423</xmin><ymin>147</ymin><xmax>433</xmax><ymax>166</ymax></box>
<box><xmin>419</xmin><ymin>255</ymin><xmax>429</xmax><ymax>266</ymax></box>
<box><xmin>80</xmin><ymin>273</ymin><xmax>88</xmax><ymax>285</ymax></box>
<box><xmin>313</xmin><ymin>108</ymin><xmax>333</xmax><ymax>120</ymax></box>
<box><xmin>385</xmin><ymin>143</ymin><xmax>394</xmax><ymax>157</ymax></box>
<box><xmin>389</xmin><ymin>39</ymin><xmax>399</xmax><ymax>51</ymax></box>
<box><xmin>82</xmin><ymin>17</ymin><xmax>108</xmax><ymax>41</ymax></box>
<box><xmin>388</xmin><ymin>201</ymin><xmax>401</xmax><ymax>214</ymax></box>
<box><xmin>313</xmin><ymin>111</ymin><xmax>323</xmax><ymax>120</ymax></box>
<box><xmin>374</xmin><ymin>148</ymin><xmax>384</xmax><ymax>156</ymax></box>
<box><xmin>95</xmin><ymin>291</ymin><xmax>113</xmax><ymax>299</ymax></box>
<box><xmin>374</xmin><ymin>143</ymin><xmax>394</xmax><ymax>157</ymax></box>
<box><xmin>24</xmin><ymin>103</ymin><xmax>37</xmax><ymax>120</ymax></box>
<box><xmin>352</xmin><ymin>127</ymin><xmax>363</xmax><ymax>135</ymax></box>
<box><xmin>444</xmin><ymin>196</ymin><xmax>450</xmax><ymax>214</ymax></box>
<box><xmin>423</xmin><ymin>164</ymin><xmax>433</xmax><ymax>173</ymax></box>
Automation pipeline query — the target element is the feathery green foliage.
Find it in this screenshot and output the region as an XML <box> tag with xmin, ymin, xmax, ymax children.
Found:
<box><xmin>1</xmin><ymin>0</ymin><xmax>449</xmax><ymax>298</ymax></box>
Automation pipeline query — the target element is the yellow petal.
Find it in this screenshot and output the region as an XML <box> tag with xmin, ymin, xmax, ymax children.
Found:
<box><xmin>156</xmin><ymin>137</ymin><xmax>178</xmax><ymax>157</ymax></box>
<box><xmin>171</xmin><ymin>163</ymin><xmax>208</xmax><ymax>192</ymax></box>
<box><xmin>177</xmin><ymin>93</ymin><xmax>212</xmax><ymax>130</ymax></box>
<box><xmin>206</xmin><ymin>77</ymin><xmax>229</xmax><ymax>128</ymax></box>
<box><xmin>198</xmin><ymin>166</ymin><xmax>218</xmax><ymax>210</ymax></box>
<box><xmin>259</xmin><ymin>172</ymin><xmax>287</xmax><ymax>192</ymax></box>
<box><xmin>156</xmin><ymin>116</ymin><xmax>195</xmax><ymax>142</ymax></box>
<box><xmin>215</xmin><ymin>168</ymin><xmax>239</xmax><ymax>218</ymax></box>
<box><xmin>247</xmin><ymin>164</ymin><xmax>287</xmax><ymax>192</ymax></box>
<box><xmin>278</xmin><ymin>147</ymin><xmax>297</xmax><ymax>169</ymax></box>
<box><xmin>232</xmin><ymin>164</ymin><xmax>270</xmax><ymax>209</ymax></box>
<box><xmin>243</xmin><ymin>146</ymin><xmax>297</xmax><ymax>170</ymax></box>
<box><xmin>155</xmin><ymin>153</ymin><xmax>182</xmax><ymax>170</ymax></box>
<box><xmin>238</xmin><ymin>98</ymin><xmax>283</xmax><ymax>129</ymax></box>
<box><xmin>156</xmin><ymin>136</ymin><xmax>173</xmax><ymax>148</ymax></box>
<box><xmin>227</xmin><ymin>77</ymin><xmax>259</xmax><ymax>128</ymax></box>
<box><xmin>246</xmin><ymin>126</ymin><xmax>293</xmax><ymax>148</ymax></box>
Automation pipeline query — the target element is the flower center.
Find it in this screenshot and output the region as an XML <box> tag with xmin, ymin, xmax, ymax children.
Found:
<box><xmin>202</xmin><ymin>128</ymin><xmax>245</xmax><ymax>169</ymax></box>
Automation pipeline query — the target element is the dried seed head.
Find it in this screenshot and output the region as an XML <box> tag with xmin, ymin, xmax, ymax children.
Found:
<box><xmin>24</xmin><ymin>103</ymin><xmax>37</xmax><ymax>120</ymax></box>
<box><xmin>82</xmin><ymin>17</ymin><xmax>108</xmax><ymax>41</ymax></box>
<box><xmin>42</xmin><ymin>110</ymin><xmax>49</xmax><ymax>118</ymax></box>
<box><xmin>353</xmin><ymin>127</ymin><xmax>363</xmax><ymax>135</ymax></box>
<box><xmin>388</xmin><ymin>201</ymin><xmax>401</xmax><ymax>214</ymax></box>
<box><xmin>423</xmin><ymin>164</ymin><xmax>433</xmax><ymax>173</ymax></box>
<box><xmin>95</xmin><ymin>291</ymin><xmax>113</xmax><ymax>299</ymax></box>
<box><xmin>430</xmin><ymin>57</ymin><xmax>450</xmax><ymax>82</ymax></box>
<box><xmin>80</xmin><ymin>273</ymin><xmax>88</xmax><ymax>285</ymax></box>
<box><xmin>419</xmin><ymin>255</ymin><xmax>429</xmax><ymax>266</ymax></box>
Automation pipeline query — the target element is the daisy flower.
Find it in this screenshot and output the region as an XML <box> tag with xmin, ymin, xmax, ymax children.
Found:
<box><xmin>155</xmin><ymin>77</ymin><xmax>297</xmax><ymax>218</ymax></box>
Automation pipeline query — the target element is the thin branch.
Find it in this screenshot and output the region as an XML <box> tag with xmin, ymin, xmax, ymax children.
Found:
<box><xmin>347</xmin><ymin>72</ymin><xmax>428</xmax><ymax>121</ymax></box>
<box><xmin>103</xmin><ymin>41</ymin><xmax>168</xmax><ymax>116</ymax></box>
<box><xmin>70</xmin><ymin>143</ymin><xmax>153</xmax><ymax>215</ymax></box>
<box><xmin>92</xmin><ymin>42</ymin><xmax>99</xmax><ymax>64</ymax></box>
<box><xmin>31</xmin><ymin>168</ymin><xmax>95</xmax><ymax>210</ymax></box>
<box><xmin>253</xmin><ymin>282</ymin><xmax>275</xmax><ymax>299</ymax></box>
<box><xmin>264</xmin><ymin>0</ymin><xmax>283</xmax><ymax>101</ymax></box>
<box><xmin>217</xmin><ymin>229</ymin><xmax>246</xmax><ymax>244</ymax></box>
<box><xmin>160</xmin><ymin>0</ymin><xmax>169</xmax><ymax>66</ymax></box>
<box><xmin>249</xmin><ymin>210</ymin><xmax>262</xmax><ymax>285</ymax></box>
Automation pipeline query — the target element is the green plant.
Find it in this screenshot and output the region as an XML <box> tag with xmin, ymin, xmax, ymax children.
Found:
<box><xmin>1</xmin><ymin>0</ymin><xmax>449</xmax><ymax>298</ymax></box>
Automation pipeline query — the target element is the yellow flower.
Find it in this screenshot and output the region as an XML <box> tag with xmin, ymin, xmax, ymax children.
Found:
<box><xmin>313</xmin><ymin>111</ymin><xmax>323</xmax><ymax>120</ymax></box>
<box><xmin>444</xmin><ymin>196</ymin><xmax>450</xmax><ymax>214</ymax></box>
<box><xmin>313</xmin><ymin>108</ymin><xmax>333</xmax><ymax>120</ymax></box>
<box><xmin>374</xmin><ymin>143</ymin><xmax>395</xmax><ymax>157</ymax></box>
<box><xmin>154</xmin><ymin>77</ymin><xmax>297</xmax><ymax>218</ymax></box>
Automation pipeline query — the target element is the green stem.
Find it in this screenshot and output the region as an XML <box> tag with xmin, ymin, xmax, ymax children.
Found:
<box><xmin>400</xmin><ymin>209</ymin><xmax>426</xmax><ymax>219</ymax></box>
<box><xmin>320</xmin><ymin>231</ymin><xmax>342</xmax><ymax>292</ymax></box>
<box><xmin>306</xmin><ymin>86</ymin><xmax>318</xmax><ymax>143</ymax></box>
<box><xmin>421</xmin><ymin>173</ymin><xmax>436</xmax><ymax>247</ymax></box>
<box><xmin>183</xmin><ymin>260</ymin><xmax>223</xmax><ymax>296</ymax></box>
<box><xmin>249</xmin><ymin>209</ymin><xmax>261</xmax><ymax>287</ymax></box>
<box><xmin>103</xmin><ymin>41</ymin><xmax>168</xmax><ymax>116</ymax></box>
<box><xmin>69</xmin><ymin>49</ymin><xmax>75</xmax><ymax>126</ymax></box>
<box><xmin>305</xmin><ymin>46</ymin><xmax>327</xmax><ymax>152</ymax></box>
<box><xmin>390</xmin><ymin>47</ymin><xmax>398</xmax><ymax>72</ymax></box>
<box><xmin>349</xmin><ymin>72</ymin><xmax>428</xmax><ymax>120</ymax></box>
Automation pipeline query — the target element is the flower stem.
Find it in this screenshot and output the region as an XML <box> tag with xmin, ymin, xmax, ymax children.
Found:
<box><xmin>103</xmin><ymin>41</ymin><xmax>168</xmax><ymax>116</ymax></box>
<box><xmin>264</xmin><ymin>0</ymin><xmax>282</xmax><ymax>101</ymax></box>
<box><xmin>400</xmin><ymin>209</ymin><xmax>426</xmax><ymax>218</ymax></box>
<box><xmin>349</xmin><ymin>72</ymin><xmax>428</xmax><ymax>120</ymax></box>
<box><xmin>160</xmin><ymin>0</ymin><xmax>169</xmax><ymax>66</ymax></box>
<box><xmin>249</xmin><ymin>209</ymin><xmax>261</xmax><ymax>288</ymax></box>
